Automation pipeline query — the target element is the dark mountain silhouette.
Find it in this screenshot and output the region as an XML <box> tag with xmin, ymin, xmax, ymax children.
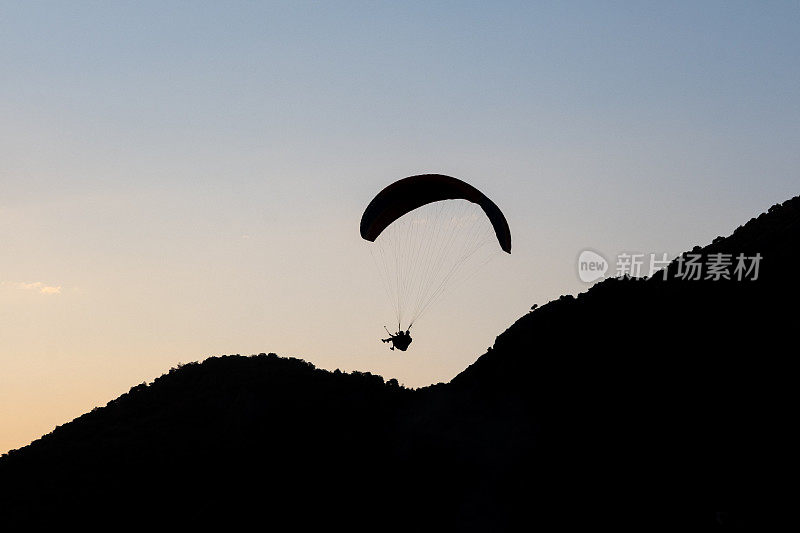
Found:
<box><xmin>2</xmin><ymin>195</ymin><xmax>798</xmax><ymax>528</ymax></box>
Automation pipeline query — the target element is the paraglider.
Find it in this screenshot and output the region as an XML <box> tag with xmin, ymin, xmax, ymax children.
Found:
<box><xmin>381</xmin><ymin>326</ymin><xmax>412</xmax><ymax>351</ymax></box>
<box><xmin>360</xmin><ymin>174</ymin><xmax>511</xmax><ymax>350</ymax></box>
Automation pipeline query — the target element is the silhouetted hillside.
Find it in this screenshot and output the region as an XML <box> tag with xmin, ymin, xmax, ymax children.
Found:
<box><xmin>1</xmin><ymin>354</ymin><xmax>413</xmax><ymax>523</ymax></box>
<box><xmin>3</xmin><ymin>195</ymin><xmax>798</xmax><ymax>528</ymax></box>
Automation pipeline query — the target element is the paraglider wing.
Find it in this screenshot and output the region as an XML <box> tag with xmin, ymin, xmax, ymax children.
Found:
<box><xmin>360</xmin><ymin>174</ymin><xmax>512</xmax><ymax>253</ymax></box>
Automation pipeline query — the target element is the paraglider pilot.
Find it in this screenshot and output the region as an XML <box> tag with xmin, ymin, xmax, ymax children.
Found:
<box><xmin>382</xmin><ymin>326</ymin><xmax>412</xmax><ymax>351</ymax></box>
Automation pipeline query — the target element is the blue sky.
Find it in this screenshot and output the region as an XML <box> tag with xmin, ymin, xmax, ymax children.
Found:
<box><xmin>1</xmin><ymin>1</ymin><xmax>798</xmax><ymax>452</ymax></box>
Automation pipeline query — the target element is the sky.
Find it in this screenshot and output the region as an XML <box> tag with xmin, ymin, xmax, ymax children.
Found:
<box><xmin>1</xmin><ymin>1</ymin><xmax>798</xmax><ymax>454</ymax></box>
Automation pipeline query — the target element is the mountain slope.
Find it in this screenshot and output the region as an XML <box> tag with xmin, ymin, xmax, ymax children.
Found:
<box><xmin>2</xmin><ymin>195</ymin><xmax>798</xmax><ymax>527</ymax></box>
<box><xmin>444</xmin><ymin>194</ymin><xmax>798</xmax><ymax>510</ymax></box>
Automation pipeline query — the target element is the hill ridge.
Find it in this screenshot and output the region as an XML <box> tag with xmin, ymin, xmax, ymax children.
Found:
<box><xmin>2</xmin><ymin>193</ymin><xmax>798</xmax><ymax>528</ymax></box>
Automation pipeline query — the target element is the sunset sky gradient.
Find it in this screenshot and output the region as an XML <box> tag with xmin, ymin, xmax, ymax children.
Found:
<box><xmin>2</xmin><ymin>1</ymin><xmax>798</xmax><ymax>453</ymax></box>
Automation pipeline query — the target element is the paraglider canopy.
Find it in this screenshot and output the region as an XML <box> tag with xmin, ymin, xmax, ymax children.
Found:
<box><xmin>362</xmin><ymin>173</ymin><xmax>511</xmax><ymax>331</ymax></box>
<box><xmin>360</xmin><ymin>174</ymin><xmax>511</xmax><ymax>253</ymax></box>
